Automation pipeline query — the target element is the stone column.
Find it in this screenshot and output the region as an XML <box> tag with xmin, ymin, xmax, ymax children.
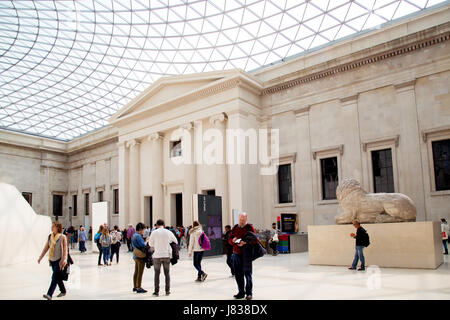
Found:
<box><xmin>181</xmin><ymin>122</ymin><xmax>196</xmax><ymax>227</ymax></box>
<box><xmin>127</xmin><ymin>139</ymin><xmax>141</xmax><ymax>226</ymax></box>
<box><xmin>226</xmin><ymin>111</ymin><xmax>245</xmax><ymax>222</ymax></box>
<box><xmin>148</xmin><ymin>132</ymin><xmax>164</xmax><ymax>224</ymax></box>
<box><xmin>209</xmin><ymin>113</ymin><xmax>230</xmax><ymax>226</ymax></box>
<box><xmin>118</xmin><ymin>142</ymin><xmax>129</xmax><ymax>228</ymax></box>
<box><xmin>294</xmin><ymin>106</ymin><xmax>315</xmax><ymax>231</ymax></box>
<box><xmin>394</xmin><ymin>80</ymin><xmax>426</xmax><ymax>220</ymax></box>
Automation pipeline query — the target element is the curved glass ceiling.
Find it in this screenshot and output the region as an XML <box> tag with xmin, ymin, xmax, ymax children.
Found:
<box><xmin>0</xmin><ymin>0</ymin><xmax>446</xmax><ymax>141</ymax></box>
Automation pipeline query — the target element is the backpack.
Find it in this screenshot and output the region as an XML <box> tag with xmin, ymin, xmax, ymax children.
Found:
<box><xmin>362</xmin><ymin>230</ymin><xmax>370</xmax><ymax>247</ymax></box>
<box><xmin>94</xmin><ymin>232</ymin><xmax>101</xmax><ymax>244</ymax></box>
<box><xmin>198</xmin><ymin>232</ymin><xmax>211</xmax><ymax>251</ymax></box>
<box><xmin>100</xmin><ymin>235</ymin><xmax>111</xmax><ymax>247</ymax></box>
<box><xmin>111</xmin><ymin>231</ymin><xmax>120</xmax><ymax>244</ymax></box>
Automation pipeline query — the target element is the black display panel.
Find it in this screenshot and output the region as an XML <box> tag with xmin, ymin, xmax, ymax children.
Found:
<box><xmin>197</xmin><ymin>194</ymin><xmax>223</xmax><ymax>257</ymax></box>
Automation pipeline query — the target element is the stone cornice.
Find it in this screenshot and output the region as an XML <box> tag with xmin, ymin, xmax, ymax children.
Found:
<box><xmin>262</xmin><ymin>28</ymin><xmax>450</xmax><ymax>96</ymax></box>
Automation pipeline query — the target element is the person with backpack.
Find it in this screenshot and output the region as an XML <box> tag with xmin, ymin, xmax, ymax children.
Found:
<box><xmin>188</xmin><ymin>221</ymin><xmax>209</xmax><ymax>282</ymax></box>
<box><xmin>348</xmin><ymin>219</ymin><xmax>369</xmax><ymax>271</ymax></box>
<box><xmin>94</xmin><ymin>225</ymin><xmax>104</xmax><ymax>266</ymax></box>
<box><xmin>149</xmin><ymin>219</ymin><xmax>178</xmax><ymax>296</ymax></box>
<box><xmin>110</xmin><ymin>225</ymin><xmax>122</xmax><ymax>264</ymax></box>
<box><xmin>100</xmin><ymin>227</ymin><xmax>112</xmax><ymax>266</ymax></box>
<box><xmin>38</xmin><ymin>221</ymin><xmax>68</xmax><ymax>300</ymax></box>
<box><xmin>228</xmin><ymin>212</ymin><xmax>256</xmax><ymax>300</ymax></box>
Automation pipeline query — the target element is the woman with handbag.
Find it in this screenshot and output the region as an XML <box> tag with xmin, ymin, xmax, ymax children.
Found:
<box><xmin>269</xmin><ymin>223</ymin><xmax>279</xmax><ymax>256</ymax></box>
<box><xmin>38</xmin><ymin>221</ymin><xmax>68</xmax><ymax>300</ymax></box>
<box><xmin>132</xmin><ymin>222</ymin><xmax>149</xmax><ymax>293</ymax></box>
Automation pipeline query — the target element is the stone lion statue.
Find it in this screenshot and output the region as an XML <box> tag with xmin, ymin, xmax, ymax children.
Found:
<box><xmin>335</xmin><ymin>178</ymin><xmax>417</xmax><ymax>224</ymax></box>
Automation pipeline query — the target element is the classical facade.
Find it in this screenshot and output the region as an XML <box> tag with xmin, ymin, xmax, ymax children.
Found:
<box><xmin>1</xmin><ymin>6</ymin><xmax>449</xmax><ymax>231</ymax></box>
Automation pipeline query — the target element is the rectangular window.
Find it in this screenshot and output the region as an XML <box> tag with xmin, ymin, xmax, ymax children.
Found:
<box><xmin>278</xmin><ymin>164</ymin><xmax>293</xmax><ymax>203</ymax></box>
<box><xmin>371</xmin><ymin>148</ymin><xmax>395</xmax><ymax>193</ymax></box>
<box><xmin>170</xmin><ymin>140</ymin><xmax>182</xmax><ymax>158</ymax></box>
<box><xmin>98</xmin><ymin>191</ymin><xmax>103</xmax><ymax>202</ymax></box>
<box><xmin>22</xmin><ymin>192</ymin><xmax>32</xmax><ymax>206</ymax></box>
<box><xmin>321</xmin><ymin>157</ymin><xmax>338</xmax><ymax>200</ymax></box>
<box><xmin>432</xmin><ymin>139</ymin><xmax>450</xmax><ymax>191</ymax></box>
<box><xmin>72</xmin><ymin>194</ymin><xmax>78</xmax><ymax>216</ymax></box>
<box><xmin>52</xmin><ymin>195</ymin><xmax>63</xmax><ymax>216</ymax></box>
<box><xmin>85</xmin><ymin>193</ymin><xmax>89</xmax><ymax>215</ymax></box>
<box><xmin>114</xmin><ymin>189</ymin><xmax>119</xmax><ymax>214</ymax></box>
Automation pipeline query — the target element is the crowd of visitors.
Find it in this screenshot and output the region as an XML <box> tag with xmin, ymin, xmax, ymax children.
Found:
<box><xmin>40</xmin><ymin>210</ymin><xmax>450</xmax><ymax>301</ymax></box>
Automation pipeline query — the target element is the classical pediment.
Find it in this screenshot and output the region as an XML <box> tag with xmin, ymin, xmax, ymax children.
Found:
<box><xmin>109</xmin><ymin>70</ymin><xmax>245</xmax><ymax>123</ymax></box>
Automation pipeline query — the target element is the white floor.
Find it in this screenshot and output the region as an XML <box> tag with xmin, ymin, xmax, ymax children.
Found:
<box><xmin>1</xmin><ymin>244</ymin><xmax>449</xmax><ymax>300</ymax></box>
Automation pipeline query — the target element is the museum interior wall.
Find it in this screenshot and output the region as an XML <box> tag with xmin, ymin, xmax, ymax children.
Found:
<box><xmin>0</xmin><ymin>6</ymin><xmax>449</xmax><ymax>232</ymax></box>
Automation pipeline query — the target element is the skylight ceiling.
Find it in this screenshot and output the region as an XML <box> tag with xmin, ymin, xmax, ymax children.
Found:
<box><xmin>0</xmin><ymin>0</ymin><xmax>447</xmax><ymax>141</ymax></box>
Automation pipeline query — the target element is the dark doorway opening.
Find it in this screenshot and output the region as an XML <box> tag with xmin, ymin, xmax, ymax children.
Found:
<box><xmin>149</xmin><ymin>196</ymin><xmax>153</xmax><ymax>227</ymax></box>
<box><xmin>175</xmin><ymin>193</ymin><xmax>182</xmax><ymax>227</ymax></box>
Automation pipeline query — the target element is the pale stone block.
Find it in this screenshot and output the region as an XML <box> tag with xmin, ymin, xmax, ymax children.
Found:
<box><xmin>308</xmin><ymin>221</ymin><xmax>443</xmax><ymax>269</ymax></box>
<box><xmin>0</xmin><ymin>183</ymin><xmax>52</xmax><ymax>266</ymax></box>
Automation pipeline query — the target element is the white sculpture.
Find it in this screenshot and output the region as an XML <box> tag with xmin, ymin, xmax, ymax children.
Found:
<box><xmin>335</xmin><ymin>178</ymin><xmax>417</xmax><ymax>224</ymax></box>
<box><xmin>0</xmin><ymin>183</ymin><xmax>51</xmax><ymax>266</ymax></box>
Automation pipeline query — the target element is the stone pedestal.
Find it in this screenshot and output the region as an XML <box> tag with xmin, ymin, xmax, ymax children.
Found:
<box><xmin>308</xmin><ymin>221</ymin><xmax>443</xmax><ymax>269</ymax></box>
<box><xmin>289</xmin><ymin>234</ymin><xmax>308</xmax><ymax>253</ymax></box>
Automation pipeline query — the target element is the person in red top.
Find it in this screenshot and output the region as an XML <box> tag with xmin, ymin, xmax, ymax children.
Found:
<box><xmin>228</xmin><ymin>212</ymin><xmax>256</xmax><ymax>300</ymax></box>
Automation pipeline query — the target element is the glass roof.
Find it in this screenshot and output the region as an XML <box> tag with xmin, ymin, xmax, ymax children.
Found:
<box><xmin>0</xmin><ymin>0</ymin><xmax>447</xmax><ymax>141</ymax></box>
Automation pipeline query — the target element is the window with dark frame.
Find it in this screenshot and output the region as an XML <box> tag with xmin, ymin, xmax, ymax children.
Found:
<box><xmin>371</xmin><ymin>148</ymin><xmax>395</xmax><ymax>193</ymax></box>
<box><xmin>52</xmin><ymin>194</ymin><xmax>63</xmax><ymax>216</ymax></box>
<box><xmin>432</xmin><ymin>139</ymin><xmax>450</xmax><ymax>191</ymax></box>
<box><xmin>278</xmin><ymin>164</ymin><xmax>293</xmax><ymax>204</ymax></box>
<box><xmin>170</xmin><ymin>140</ymin><xmax>182</xmax><ymax>158</ymax></box>
<box><xmin>98</xmin><ymin>191</ymin><xmax>103</xmax><ymax>202</ymax></box>
<box><xmin>114</xmin><ymin>189</ymin><xmax>119</xmax><ymax>214</ymax></box>
<box><xmin>85</xmin><ymin>193</ymin><xmax>89</xmax><ymax>215</ymax></box>
<box><xmin>320</xmin><ymin>157</ymin><xmax>339</xmax><ymax>200</ymax></box>
<box><xmin>22</xmin><ymin>192</ymin><xmax>32</xmax><ymax>206</ymax></box>
<box><xmin>72</xmin><ymin>194</ymin><xmax>77</xmax><ymax>216</ymax></box>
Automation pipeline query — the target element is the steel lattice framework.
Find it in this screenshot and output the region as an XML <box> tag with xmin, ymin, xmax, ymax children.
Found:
<box><xmin>0</xmin><ymin>0</ymin><xmax>447</xmax><ymax>141</ymax></box>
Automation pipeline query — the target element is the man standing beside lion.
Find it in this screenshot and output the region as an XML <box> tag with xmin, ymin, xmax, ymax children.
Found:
<box><xmin>335</xmin><ymin>178</ymin><xmax>417</xmax><ymax>224</ymax></box>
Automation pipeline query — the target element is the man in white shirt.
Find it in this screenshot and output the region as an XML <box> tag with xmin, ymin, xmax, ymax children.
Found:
<box><xmin>149</xmin><ymin>219</ymin><xmax>178</xmax><ymax>296</ymax></box>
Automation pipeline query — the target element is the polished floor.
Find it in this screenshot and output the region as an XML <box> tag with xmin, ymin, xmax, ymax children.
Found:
<box><xmin>1</xmin><ymin>244</ymin><xmax>449</xmax><ymax>300</ymax></box>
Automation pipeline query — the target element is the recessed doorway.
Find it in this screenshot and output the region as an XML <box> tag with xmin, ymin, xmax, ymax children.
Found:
<box><xmin>170</xmin><ymin>193</ymin><xmax>183</xmax><ymax>227</ymax></box>
<box><xmin>144</xmin><ymin>196</ymin><xmax>153</xmax><ymax>227</ymax></box>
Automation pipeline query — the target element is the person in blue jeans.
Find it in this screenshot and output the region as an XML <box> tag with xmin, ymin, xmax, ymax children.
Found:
<box><xmin>38</xmin><ymin>221</ymin><xmax>68</xmax><ymax>300</ymax></box>
<box><xmin>78</xmin><ymin>227</ymin><xmax>87</xmax><ymax>253</ymax></box>
<box><xmin>100</xmin><ymin>228</ymin><xmax>112</xmax><ymax>266</ymax></box>
<box><xmin>349</xmin><ymin>220</ymin><xmax>368</xmax><ymax>271</ymax></box>
<box><xmin>188</xmin><ymin>221</ymin><xmax>207</xmax><ymax>282</ymax></box>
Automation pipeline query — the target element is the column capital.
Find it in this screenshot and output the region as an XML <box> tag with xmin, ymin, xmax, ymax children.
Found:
<box><xmin>148</xmin><ymin>132</ymin><xmax>164</xmax><ymax>142</ymax></box>
<box><xmin>340</xmin><ymin>94</ymin><xmax>358</xmax><ymax>107</ymax></box>
<box><xmin>394</xmin><ymin>79</ymin><xmax>416</xmax><ymax>93</ymax></box>
<box><xmin>180</xmin><ymin>122</ymin><xmax>194</xmax><ymax>131</ymax></box>
<box><xmin>209</xmin><ymin>112</ymin><xmax>228</xmax><ymax>126</ymax></box>
<box><xmin>126</xmin><ymin>139</ymin><xmax>140</xmax><ymax>148</ymax></box>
